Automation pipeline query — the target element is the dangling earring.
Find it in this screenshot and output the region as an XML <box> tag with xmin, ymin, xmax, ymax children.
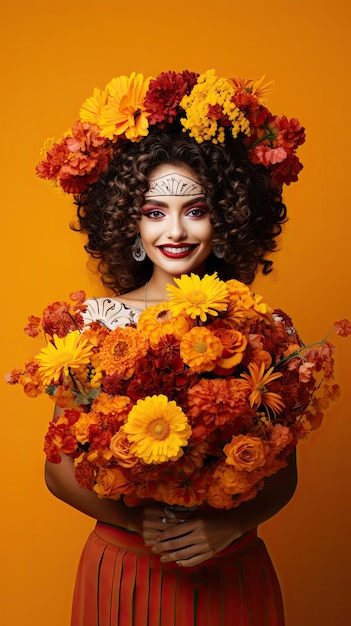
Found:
<box><xmin>212</xmin><ymin>243</ymin><xmax>226</xmax><ymax>259</ymax></box>
<box><xmin>131</xmin><ymin>234</ymin><xmax>146</xmax><ymax>262</ymax></box>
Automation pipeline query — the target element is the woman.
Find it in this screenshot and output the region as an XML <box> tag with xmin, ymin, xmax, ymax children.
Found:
<box><xmin>40</xmin><ymin>70</ymin><xmax>305</xmax><ymax>625</ymax></box>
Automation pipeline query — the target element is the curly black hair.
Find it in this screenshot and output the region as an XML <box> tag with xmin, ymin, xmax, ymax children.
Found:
<box><xmin>73</xmin><ymin>126</ymin><xmax>287</xmax><ymax>294</ymax></box>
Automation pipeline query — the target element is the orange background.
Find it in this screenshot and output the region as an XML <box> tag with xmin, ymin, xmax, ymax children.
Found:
<box><xmin>1</xmin><ymin>2</ymin><xmax>350</xmax><ymax>624</ymax></box>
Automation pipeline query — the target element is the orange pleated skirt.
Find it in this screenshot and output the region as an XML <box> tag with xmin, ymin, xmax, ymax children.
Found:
<box><xmin>71</xmin><ymin>522</ymin><xmax>285</xmax><ymax>626</ymax></box>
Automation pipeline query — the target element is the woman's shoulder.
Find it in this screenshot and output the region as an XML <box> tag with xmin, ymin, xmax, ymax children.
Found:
<box><xmin>83</xmin><ymin>297</ymin><xmax>143</xmax><ymax>329</ymax></box>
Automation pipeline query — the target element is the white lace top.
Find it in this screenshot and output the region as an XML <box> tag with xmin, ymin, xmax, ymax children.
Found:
<box><xmin>82</xmin><ymin>298</ymin><xmax>143</xmax><ymax>329</ymax></box>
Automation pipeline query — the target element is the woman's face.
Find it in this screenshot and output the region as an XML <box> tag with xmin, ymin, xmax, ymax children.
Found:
<box><xmin>138</xmin><ymin>163</ymin><xmax>213</xmax><ymax>279</ymax></box>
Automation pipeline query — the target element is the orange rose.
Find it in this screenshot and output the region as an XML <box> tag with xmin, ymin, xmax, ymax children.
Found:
<box><xmin>224</xmin><ymin>434</ymin><xmax>266</xmax><ymax>472</ymax></box>
<box><xmin>93</xmin><ymin>466</ymin><xmax>134</xmax><ymax>500</ymax></box>
<box><xmin>212</xmin><ymin>327</ymin><xmax>248</xmax><ymax>371</ymax></box>
<box><xmin>109</xmin><ymin>427</ymin><xmax>139</xmax><ymax>468</ymax></box>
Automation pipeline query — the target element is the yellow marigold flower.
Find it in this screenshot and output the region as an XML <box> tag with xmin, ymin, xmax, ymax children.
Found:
<box><xmin>180</xmin><ymin>327</ymin><xmax>223</xmax><ymax>373</ymax></box>
<box><xmin>124</xmin><ymin>394</ymin><xmax>191</xmax><ymax>464</ymax></box>
<box><xmin>36</xmin><ymin>330</ymin><xmax>94</xmax><ymax>385</ymax></box>
<box><xmin>167</xmin><ymin>272</ymin><xmax>229</xmax><ymax>322</ymax></box>
<box><xmin>238</xmin><ymin>362</ymin><xmax>285</xmax><ymax>417</ymax></box>
<box><xmin>98</xmin><ymin>327</ymin><xmax>148</xmax><ymax>378</ymax></box>
<box><xmin>180</xmin><ymin>70</ymin><xmax>250</xmax><ymax>144</ymax></box>
<box><xmin>137</xmin><ymin>302</ymin><xmax>193</xmax><ymax>348</ymax></box>
<box><xmin>79</xmin><ymin>87</ymin><xmax>109</xmax><ymax>125</ymax></box>
<box><xmin>98</xmin><ymin>72</ymin><xmax>151</xmax><ymax>141</ymax></box>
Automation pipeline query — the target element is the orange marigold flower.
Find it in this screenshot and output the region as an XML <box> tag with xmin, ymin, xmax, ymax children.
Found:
<box><xmin>53</xmin><ymin>385</ymin><xmax>77</xmax><ymax>409</ymax></box>
<box><xmin>206</xmin><ymin>482</ymin><xmax>236</xmax><ymax>510</ymax></box>
<box><xmin>20</xmin><ymin>358</ymin><xmax>45</xmax><ymax>397</ymax></box>
<box><xmin>224</xmin><ymin>434</ymin><xmax>267</xmax><ymax>472</ymax></box>
<box><xmin>213</xmin><ymin>461</ymin><xmax>262</xmax><ymax>494</ymax></box>
<box><xmin>223</xmin><ymin>280</ymin><xmax>256</xmax><ymax>327</ymax></box>
<box><xmin>44</xmin><ymin>411</ymin><xmax>80</xmax><ymax>463</ymax></box>
<box><xmin>82</xmin><ymin>322</ymin><xmax>110</xmax><ymax>348</ymax></box>
<box><xmin>98</xmin><ymin>327</ymin><xmax>148</xmax><ymax>378</ymax></box>
<box><xmin>171</xmin><ymin>440</ymin><xmax>210</xmax><ymax>476</ymax></box>
<box><xmin>156</xmin><ymin>470</ymin><xmax>209</xmax><ymax>508</ymax></box>
<box><xmin>91</xmin><ymin>392</ymin><xmax>131</xmax><ymax>422</ymax></box>
<box><xmin>70</xmin><ymin>412</ymin><xmax>100</xmax><ymax>444</ymax></box>
<box><xmin>238</xmin><ymin>362</ymin><xmax>285</xmax><ymax>416</ymax></box>
<box><xmin>187</xmin><ymin>378</ymin><xmax>250</xmax><ymax>427</ymax></box>
<box><xmin>73</xmin><ymin>453</ymin><xmax>96</xmax><ymax>490</ymax></box>
<box><xmin>137</xmin><ymin>302</ymin><xmax>193</xmax><ymax>347</ymax></box>
<box><xmin>180</xmin><ymin>326</ymin><xmax>223</xmax><ymax>373</ymax></box>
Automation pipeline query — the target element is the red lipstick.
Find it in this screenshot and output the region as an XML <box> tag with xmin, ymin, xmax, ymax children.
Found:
<box><xmin>157</xmin><ymin>244</ymin><xmax>198</xmax><ymax>259</ymax></box>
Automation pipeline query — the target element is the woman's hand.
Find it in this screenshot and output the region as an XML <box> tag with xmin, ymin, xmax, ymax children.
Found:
<box><xmin>143</xmin><ymin>508</ymin><xmax>242</xmax><ymax>568</ymax></box>
<box><xmin>138</xmin><ymin>504</ymin><xmax>187</xmax><ymax>544</ymax></box>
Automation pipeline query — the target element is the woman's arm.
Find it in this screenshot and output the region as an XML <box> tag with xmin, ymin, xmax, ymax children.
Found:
<box><xmin>147</xmin><ymin>450</ymin><xmax>297</xmax><ymax>567</ymax></box>
<box><xmin>45</xmin><ymin>454</ymin><xmax>143</xmax><ymax>533</ymax></box>
<box><xmin>45</xmin><ymin>404</ymin><xmax>143</xmax><ymax>533</ymax></box>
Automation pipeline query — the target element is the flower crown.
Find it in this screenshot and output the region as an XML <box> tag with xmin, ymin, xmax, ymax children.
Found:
<box><xmin>36</xmin><ymin>69</ymin><xmax>306</xmax><ymax>195</ymax></box>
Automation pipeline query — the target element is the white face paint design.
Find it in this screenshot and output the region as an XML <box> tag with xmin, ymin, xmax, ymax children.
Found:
<box><xmin>139</xmin><ymin>163</ymin><xmax>213</xmax><ymax>282</ymax></box>
<box><xmin>147</xmin><ymin>172</ymin><xmax>204</xmax><ymax>197</ymax></box>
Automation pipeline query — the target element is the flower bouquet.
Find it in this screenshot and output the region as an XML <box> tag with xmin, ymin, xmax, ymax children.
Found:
<box><xmin>6</xmin><ymin>274</ymin><xmax>350</xmax><ymax>510</ymax></box>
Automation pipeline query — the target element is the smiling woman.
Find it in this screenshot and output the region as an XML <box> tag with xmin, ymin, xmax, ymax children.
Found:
<box><xmin>138</xmin><ymin>164</ymin><xmax>214</xmax><ymax>287</ymax></box>
<box><xmin>32</xmin><ymin>68</ymin><xmax>307</xmax><ymax>626</ymax></box>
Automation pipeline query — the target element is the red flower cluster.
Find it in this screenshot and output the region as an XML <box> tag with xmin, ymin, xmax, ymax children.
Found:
<box><xmin>248</xmin><ymin>115</ymin><xmax>305</xmax><ymax>186</ymax></box>
<box><xmin>24</xmin><ymin>291</ymin><xmax>86</xmax><ymax>338</ymax></box>
<box><xmin>36</xmin><ymin>121</ymin><xmax>113</xmax><ymax>194</ymax></box>
<box><xmin>144</xmin><ymin>70</ymin><xmax>199</xmax><ymax>127</ymax></box>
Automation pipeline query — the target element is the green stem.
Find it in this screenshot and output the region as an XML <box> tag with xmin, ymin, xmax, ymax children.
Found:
<box><xmin>249</xmin><ymin>131</ymin><xmax>275</xmax><ymax>149</ymax></box>
<box><xmin>273</xmin><ymin>329</ymin><xmax>334</xmax><ymax>371</ymax></box>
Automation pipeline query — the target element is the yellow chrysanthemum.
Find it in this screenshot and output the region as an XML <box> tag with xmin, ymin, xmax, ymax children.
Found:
<box><xmin>79</xmin><ymin>87</ymin><xmax>109</xmax><ymax>125</ymax></box>
<box><xmin>36</xmin><ymin>330</ymin><xmax>94</xmax><ymax>385</ymax></box>
<box><xmin>180</xmin><ymin>327</ymin><xmax>223</xmax><ymax>373</ymax></box>
<box><xmin>238</xmin><ymin>362</ymin><xmax>285</xmax><ymax>417</ymax></box>
<box><xmin>98</xmin><ymin>72</ymin><xmax>152</xmax><ymax>141</ymax></box>
<box><xmin>124</xmin><ymin>394</ymin><xmax>191</xmax><ymax>464</ymax></box>
<box><xmin>180</xmin><ymin>70</ymin><xmax>250</xmax><ymax>144</ymax></box>
<box><xmin>137</xmin><ymin>302</ymin><xmax>193</xmax><ymax>347</ymax></box>
<box><xmin>167</xmin><ymin>272</ymin><xmax>229</xmax><ymax>322</ymax></box>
